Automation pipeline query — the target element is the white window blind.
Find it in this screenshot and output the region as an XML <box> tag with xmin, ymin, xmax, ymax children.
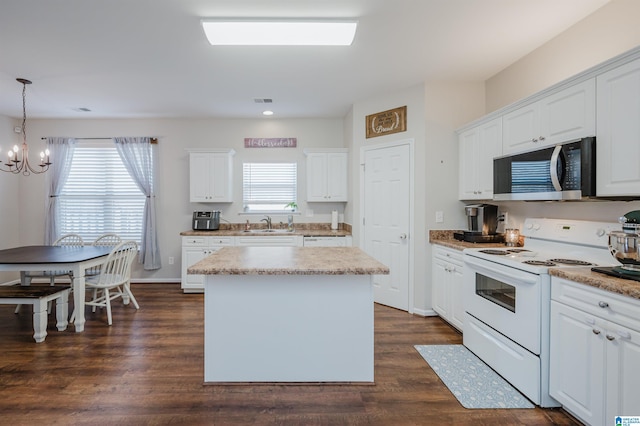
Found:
<box><xmin>243</xmin><ymin>162</ymin><xmax>297</xmax><ymax>212</ymax></box>
<box><xmin>58</xmin><ymin>142</ymin><xmax>145</xmax><ymax>243</ymax></box>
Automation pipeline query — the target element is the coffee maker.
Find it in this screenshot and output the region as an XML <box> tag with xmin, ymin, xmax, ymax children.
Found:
<box><xmin>460</xmin><ymin>204</ymin><xmax>504</xmax><ymax>243</ymax></box>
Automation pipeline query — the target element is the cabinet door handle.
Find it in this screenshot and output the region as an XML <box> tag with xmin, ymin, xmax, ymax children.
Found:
<box><xmin>617</xmin><ymin>330</ymin><xmax>631</xmax><ymax>340</ymax></box>
<box><xmin>532</xmin><ymin>138</ymin><xmax>538</xmax><ymax>143</ymax></box>
<box><xmin>592</xmin><ymin>328</ymin><xmax>601</xmax><ymax>335</ymax></box>
<box><xmin>606</xmin><ymin>334</ymin><xmax>616</xmax><ymax>341</ymax></box>
<box><xmin>598</xmin><ymin>301</ymin><xmax>609</xmax><ymax>308</ymax></box>
<box><xmin>539</xmin><ymin>136</ymin><xmax>545</xmax><ymax>141</ymax></box>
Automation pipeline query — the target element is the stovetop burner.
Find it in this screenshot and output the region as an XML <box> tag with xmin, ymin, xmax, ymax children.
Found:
<box><xmin>479</xmin><ymin>249</ymin><xmax>509</xmax><ymax>255</ymax></box>
<box><xmin>523</xmin><ymin>260</ymin><xmax>557</xmax><ymax>266</ymax></box>
<box><xmin>548</xmin><ymin>258</ymin><xmax>594</xmax><ymax>266</ymax></box>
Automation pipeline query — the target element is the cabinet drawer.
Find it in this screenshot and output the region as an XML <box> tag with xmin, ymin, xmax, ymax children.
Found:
<box><xmin>551</xmin><ymin>277</ymin><xmax>640</xmax><ymax>332</ymax></box>
<box><xmin>182</xmin><ymin>236</ymin><xmax>208</xmax><ymax>246</ymax></box>
<box><xmin>209</xmin><ymin>237</ymin><xmax>234</xmax><ymax>246</ymax></box>
<box><xmin>433</xmin><ymin>246</ymin><xmax>463</xmax><ymax>266</ymax></box>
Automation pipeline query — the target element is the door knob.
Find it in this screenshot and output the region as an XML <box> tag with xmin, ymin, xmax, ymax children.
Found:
<box><xmin>399</xmin><ymin>233</ymin><xmax>407</xmax><ymax>240</ymax></box>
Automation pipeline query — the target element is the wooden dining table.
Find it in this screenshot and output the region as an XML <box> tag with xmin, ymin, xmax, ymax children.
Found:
<box><xmin>0</xmin><ymin>245</ymin><xmax>112</xmax><ymax>332</ymax></box>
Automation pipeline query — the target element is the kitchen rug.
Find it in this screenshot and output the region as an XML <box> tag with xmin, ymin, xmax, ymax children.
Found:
<box><xmin>414</xmin><ymin>344</ymin><xmax>534</xmax><ymax>409</ymax></box>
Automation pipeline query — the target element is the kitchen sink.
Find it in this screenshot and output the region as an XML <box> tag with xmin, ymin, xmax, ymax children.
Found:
<box><xmin>244</xmin><ymin>229</ymin><xmax>294</xmax><ymax>233</ymax></box>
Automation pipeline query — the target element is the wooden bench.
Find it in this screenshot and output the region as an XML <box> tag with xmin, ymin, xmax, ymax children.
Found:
<box><xmin>0</xmin><ymin>285</ymin><xmax>70</xmax><ymax>342</ymax></box>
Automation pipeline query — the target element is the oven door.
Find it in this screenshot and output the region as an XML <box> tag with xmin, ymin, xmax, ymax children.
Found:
<box><xmin>463</xmin><ymin>254</ymin><xmax>542</xmax><ymax>355</ymax></box>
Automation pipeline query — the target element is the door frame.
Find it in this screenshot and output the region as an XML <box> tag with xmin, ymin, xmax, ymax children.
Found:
<box><xmin>359</xmin><ymin>138</ymin><xmax>415</xmax><ymax>314</ymax></box>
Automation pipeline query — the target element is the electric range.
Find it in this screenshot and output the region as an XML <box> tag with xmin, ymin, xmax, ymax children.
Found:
<box><xmin>462</xmin><ymin>218</ymin><xmax>621</xmax><ymax>407</ymax></box>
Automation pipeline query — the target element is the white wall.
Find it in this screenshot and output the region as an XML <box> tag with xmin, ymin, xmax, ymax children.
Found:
<box><xmin>422</xmin><ymin>82</ymin><xmax>486</xmax><ymax>314</ymax></box>
<box><xmin>12</xmin><ymin>117</ymin><xmax>345</xmax><ymax>282</ymax></box>
<box><xmin>0</xmin><ymin>116</ymin><xmax>22</xmax><ymax>283</ymax></box>
<box><xmin>486</xmin><ymin>0</ymin><xmax>640</xmax><ymax>112</ymax></box>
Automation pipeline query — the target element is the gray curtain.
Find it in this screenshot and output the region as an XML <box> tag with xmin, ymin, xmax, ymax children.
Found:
<box><xmin>44</xmin><ymin>137</ymin><xmax>76</xmax><ymax>245</ymax></box>
<box><xmin>113</xmin><ymin>137</ymin><xmax>161</xmax><ymax>270</ymax></box>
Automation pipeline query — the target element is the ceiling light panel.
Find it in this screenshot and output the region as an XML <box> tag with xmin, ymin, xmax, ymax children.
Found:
<box><xmin>202</xmin><ymin>19</ymin><xmax>358</xmax><ymax>46</ymax></box>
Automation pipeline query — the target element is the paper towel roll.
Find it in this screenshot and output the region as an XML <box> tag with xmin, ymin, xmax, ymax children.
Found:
<box><xmin>331</xmin><ymin>210</ymin><xmax>338</xmax><ymax>230</ymax></box>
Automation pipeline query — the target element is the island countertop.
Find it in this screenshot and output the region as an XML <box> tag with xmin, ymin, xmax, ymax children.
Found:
<box><xmin>188</xmin><ymin>246</ymin><xmax>389</xmax><ymax>276</ymax></box>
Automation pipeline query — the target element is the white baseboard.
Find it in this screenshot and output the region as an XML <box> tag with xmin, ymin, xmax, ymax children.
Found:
<box><xmin>130</xmin><ymin>278</ymin><xmax>181</xmax><ymax>284</ymax></box>
<box><xmin>412</xmin><ymin>308</ymin><xmax>437</xmax><ymax>317</ymax></box>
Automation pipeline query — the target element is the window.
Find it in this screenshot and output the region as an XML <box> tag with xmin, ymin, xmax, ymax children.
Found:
<box><xmin>57</xmin><ymin>141</ymin><xmax>145</xmax><ymax>243</ymax></box>
<box><xmin>242</xmin><ymin>162</ymin><xmax>297</xmax><ymax>212</ymax></box>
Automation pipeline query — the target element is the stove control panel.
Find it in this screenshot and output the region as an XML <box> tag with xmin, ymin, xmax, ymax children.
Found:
<box><xmin>522</xmin><ymin>218</ymin><xmax>621</xmax><ymax>248</ymax></box>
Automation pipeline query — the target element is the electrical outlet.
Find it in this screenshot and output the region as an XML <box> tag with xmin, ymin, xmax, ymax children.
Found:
<box><xmin>435</xmin><ymin>211</ymin><xmax>444</xmax><ymax>223</ymax></box>
<box><xmin>306</xmin><ymin>209</ymin><xmax>314</xmax><ymax>217</ymax></box>
<box><xmin>168</xmin><ymin>257</ymin><xmax>175</xmax><ymax>265</ymax></box>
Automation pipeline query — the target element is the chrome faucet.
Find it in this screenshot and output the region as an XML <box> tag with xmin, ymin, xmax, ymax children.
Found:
<box><xmin>261</xmin><ymin>215</ymin><xmax>272</xmax><ymax>230</ymax></box>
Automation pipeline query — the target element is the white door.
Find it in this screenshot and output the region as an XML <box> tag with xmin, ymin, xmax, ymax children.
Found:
<box><xmin>362</xmin><ymin>143</ymin><xmax>411</xmax><ymax>311</ymax></box>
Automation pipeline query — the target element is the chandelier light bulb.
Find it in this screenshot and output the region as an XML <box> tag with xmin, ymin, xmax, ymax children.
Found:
<box><xmin>13</xmin><ymin>145</ymin><xmax>19</xmax><ymax>152</ymax></box>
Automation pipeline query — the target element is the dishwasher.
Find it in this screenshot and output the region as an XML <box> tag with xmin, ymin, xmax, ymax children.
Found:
<box><xmin>302</xmin><ymin>236</ymin><xmax>348</xmax><ymax>247</ymax></box>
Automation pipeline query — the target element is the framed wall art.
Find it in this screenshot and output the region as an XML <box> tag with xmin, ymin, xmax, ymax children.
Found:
<box><xmin>365</xmin><ymin>106</ymin><xmax>407</xmax><ymax>138</ymax></box>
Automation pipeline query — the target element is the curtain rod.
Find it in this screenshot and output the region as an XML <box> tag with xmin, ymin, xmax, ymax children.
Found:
<box><xmin>41</xmin><ymin>137</ymin><xmax>158</xmax><ymax>144</ymax></box>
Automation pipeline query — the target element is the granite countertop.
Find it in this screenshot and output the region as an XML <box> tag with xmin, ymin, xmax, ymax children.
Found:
<box><xmin>429</xmin><ymin>230</ymin><xmax>508</xmax><ymax>251</ymax></box>
<box><xmin>550</xmin><ymin>267</ymin><xmax>640</xmax><ymax>300</ymax></box>
<box><xmin>188</xmin><ymin>246</ymin><xmax>390</xmax><ymax>276</ymax></box>
<box><xmin>181</xmin><ymin>228</ymin><xmax>351</xmax><ymax>237</ymax></box>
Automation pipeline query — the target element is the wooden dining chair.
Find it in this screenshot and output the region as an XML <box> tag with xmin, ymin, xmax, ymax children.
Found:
<box><xmin>73</xmin><ymin>240</ymin><xmax>139</xmax><ymax>326</ymax></box>
<box><xmin>86</xmin><ymin>233</ymin><xmax>122</xmax><ymax>277</ymax></box>
<box><xmin>16</xmin><ymin>234</ymin><xmax>84</xmax><ymax>313</ymax></box>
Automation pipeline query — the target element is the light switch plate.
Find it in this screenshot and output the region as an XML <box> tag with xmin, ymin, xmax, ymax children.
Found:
<box><xmin>435</xmin><ymin>211</ymin><xmax>444</xmax><ymax>223</ymax></box>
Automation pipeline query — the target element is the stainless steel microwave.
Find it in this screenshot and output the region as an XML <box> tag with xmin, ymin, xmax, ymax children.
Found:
<box><xmin>493</xmin><ymin>137</ymin><xmax>596</xmax><ymax>201</ymax></box>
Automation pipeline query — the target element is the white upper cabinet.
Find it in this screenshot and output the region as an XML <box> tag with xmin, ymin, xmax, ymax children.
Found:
<box><xmin>596</xmin><ymin>57</ymin><xmax>640</xmax><ymax>197</ymax></box>
<box><xmin>188</xmin><ymin>149</ymin><xmax>235</xmax><ymax>203</ymax></box>
<box><xmin>458</xmin><ymin>118</ymin><xmax>502</xmax><ymax>200</ymax></box>
<box><xmin>305</xmin><ymin>149</ymin><xmax>348</xmax><ymax>202</ymax></box>
<box><xmin>503</xmin><ymin>79</ymin><xmax>595</xmax><ymax>155</ymax></box>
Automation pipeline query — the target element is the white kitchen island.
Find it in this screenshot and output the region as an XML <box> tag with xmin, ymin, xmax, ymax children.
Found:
<box><xmin>187</xmin><ymin>246</ymin><xmax>389</xmax><ymax>384</ymax></box>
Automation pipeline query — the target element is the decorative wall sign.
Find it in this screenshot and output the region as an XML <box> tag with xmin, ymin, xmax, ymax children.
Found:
<box><xmin>244</xmin><ymin>138</ymin><xmax>297</xmax><ymax>148</ymax></box>
<box><xmin>365</xmin><ymin>106</ymin><xmax>407</xmax><ymax>138</ymax></box>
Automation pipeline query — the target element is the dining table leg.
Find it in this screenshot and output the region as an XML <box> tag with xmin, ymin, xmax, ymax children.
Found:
<box><xmin>71</xmin><ymin>264</ymin><xmax>86</xmax><ymax>332</ymax></box>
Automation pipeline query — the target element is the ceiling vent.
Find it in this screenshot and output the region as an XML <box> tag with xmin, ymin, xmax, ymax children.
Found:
<box><xmin>254</xmin><ymin>98</ymin><xmax>273</xmax><ymax>104</ymax></box>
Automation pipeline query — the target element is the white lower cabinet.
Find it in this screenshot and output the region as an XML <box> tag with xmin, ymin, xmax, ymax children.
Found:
<box><xmin>181</xmin><ymin>236</ymin><xmax>234</xmax><ymax>293</ymax></box>
<box><xmin>549</xmin><ymin>277</ymin><xmax>640</xmax><ymax>426</ymax></box>
<box><xmin>431</xmin><ymin>245</ymin><xmax>464</xmax><ymax>331</ymax></box>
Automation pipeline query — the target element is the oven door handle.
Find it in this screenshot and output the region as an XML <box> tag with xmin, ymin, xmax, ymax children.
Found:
<box><xmin>464</xmin><ymin>255</ymin><xmax>539</xmax><ymax>285</ymax></box>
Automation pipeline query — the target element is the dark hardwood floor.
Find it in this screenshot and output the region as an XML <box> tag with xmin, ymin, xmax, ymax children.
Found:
<box><xmin>0</xmin><ymin>283</ymin><xmax>580</xmax><ymax>425</ymax></box>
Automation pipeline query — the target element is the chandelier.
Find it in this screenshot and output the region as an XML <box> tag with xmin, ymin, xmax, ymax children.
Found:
<box><xmin>1</xmin><ymin>78</ymin><xmax>51</xmax><ymax>175</ymax></box>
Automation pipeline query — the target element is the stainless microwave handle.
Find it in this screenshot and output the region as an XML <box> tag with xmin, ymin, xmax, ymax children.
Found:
<box><xmin>549</xmin><ymin>145</ymin><xmax>563</xmax><ymax>192</ymax></box>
